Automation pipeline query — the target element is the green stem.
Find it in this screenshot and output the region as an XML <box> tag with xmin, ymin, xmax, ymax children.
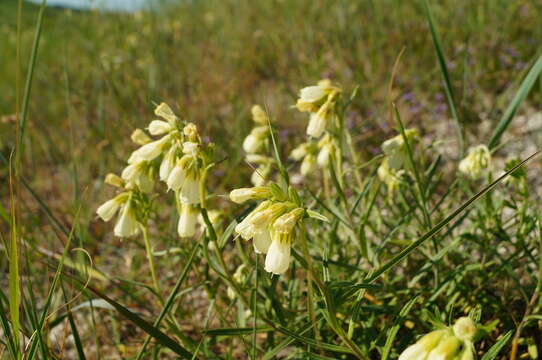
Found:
<box><xmin>142</xmin><ymin>225</ymin><xmax>163</xmax><ymax>302</ymax></box>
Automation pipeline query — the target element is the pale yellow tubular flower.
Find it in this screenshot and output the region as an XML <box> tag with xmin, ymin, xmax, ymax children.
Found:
<box><xmin>264</xmin><ymin>231</ymin><xmax>292</xmax><ymax>274</ymax></box>
<box><xmin>178</xmin><ymin>203</ymin><xmax>198</xmax><ymax>237</ymax></box>
<box><xmin>179</xmin><ymin>173</ymin><xmax>200</xmax><ymax>204</ymax></box>
<box><xmin>452</xmin><ymin>317</ymin><xmax>476</xmax><ymax>342</ymax></box>
<box><xmin>458</xmin><ymin>145</ymin><xmax>491</xmax><ymax>180</ymax></box>
<box><xmin>235</xmin><ymin>201</ymin><xmax>272</xmax><ymax>240</ymax></box>
<box><xmin>300</xmin><ymin>154</ymin><xmax>317</xmax><ymax>176</ymax></box>
<box><xmin>251</xmin><ymin>104</ymin><xmax>269</xmax><ymax>125</ymax></box>
<box><xmin>426</xmin><ymin>335</ymin><xmax>461</xmax><ymax>360</ymax></box>
<box><xmin>249</xmin><ymin>202</ymin><xmax>290</xmax><ymax>227</ymax></box>
<box><xmin>148</xmin><ymin>120</ymin><xmax>172</xmax><ymax>136</ymax></box>
<box><xmin>96</xmin><ymin>198</ymin><xmax>122</xmax><ymax>222</ymax></box>
<box><xmin>381</xmin><ymin>128</ymin><xmax>418</xmax><ymax>169</ymax></box>
<box><xmin>131</xmin><ymin>128</ymin><xmax>152</xmax><ymax>145</ymax></box>
<box><xmin>306</xmin><ymin>98</ymin><xmax>333</xmax><ymax>138</ymax></box>
<box><xmin>398</xmin><ymin>330</ymin><xmax>446</xmax><ymax>360</ymax></box>
<box><xmin>289</xmin><ymin>143</ymin><xmax>310</xmax><ymax>161</ymax></box>
<box><xmin>128</xmin><ymin>133</ymin><xmax>171</xmax><ymax>164</ymax></box>
<box><xmin>296</xmin><ymin>85</ymin><xmax>327</xmax><ymax>113</ymax></box>
<box><xmin>104</xmin><ymin>173</ymin><xmax>124</xmax><ymax>188</ymax></box>
<box><xmin>253</xmin><ymin>228</ymin><xmax>272</xmax><ymax>254</ymax></box>
<box><xmin>154</xmin><ymin>102</ymin><xmax>178</xmax><ymax>125</ymax></box>
<box><xmin>166</xmin><ymin>156</ymin><xmax>191</xmax><ymax>191</ymax></box>
<box><xmin>159</xmin><ymin>145</ymin><xmax>178</xmax><ymax>182</ymax></box>
<box><xmin>114</xmin><ymin>201</ymin><xmax>140</xmax><ymax>237</ymax></box>
<box><xmin>229</xmin><ymin>186</ymin><xmax>272</xmax><ymax>204</ymax></box>
<box><xmin>243</xmin><ymin>126</ymin><xmax>268</xmax><ymax>154</ymax></box>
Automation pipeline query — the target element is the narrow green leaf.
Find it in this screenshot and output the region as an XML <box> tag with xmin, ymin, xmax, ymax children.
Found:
<box><xmin>422</xmin><ymin>0</ymin><xmax>464</xmax><ymax>157</ymax></box>
<box><xmin>489</xmin><ymin>55</ymin><xmax>542</xmax><ymax>149</ymax></box>
<box><xmin>481</xmin><ymin>331</ymin><xmax>513</xmax><ymax>360</ymax></box>
<box><xmin>366</xmin><ymin>150</ymin><xmax>541</xmax><ymax>284</ymax></box>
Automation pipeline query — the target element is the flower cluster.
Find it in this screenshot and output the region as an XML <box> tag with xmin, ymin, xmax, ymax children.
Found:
<box><xmin>399</xmin><ymin>317</ymin><xmax>477</xmax><ymax>360</ymax></box>
<box><xmin>289</xmin><ymin>133</ymin><xmax>339</xmax><ymax>177</ymax></box>
<box><xmin>458</xmin><ymin>145</ymin><xmax>491</xmax><ymax>180</ymax></box>
<box><xmin>230</xmin><ymin>185</ymin><xmax>308</xmax><ymax>275</ymax></box>
<box><xmin>96</xmin><ymin>174</ymin><xmax>148</xmax><ymax>238</ymax></box>
<box><xmin>243</xmin><ymin>105</ymin><xmax>275</xmax><ymax>186</ymax></box>
<box><xmin>97</xmin><ymin>102</ymin><xmax>212</xmax><ymax>238</ymax></box>
<box><xmin>377</xmin><ymin>128</ymin><xmax>418</xmax><ymax>194</ymax></box>
<box><xmin>291</xmin><ymin>80</ymin><xmax>341</xmax><ymax>178</ymax></box>
<box><xmin>296</xmin><ymin>79</ymin><xmax>341</xmax><ymax>139</ymax></box>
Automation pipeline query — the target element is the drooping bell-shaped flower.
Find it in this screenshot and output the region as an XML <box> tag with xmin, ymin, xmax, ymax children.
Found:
<box><xmin>121</xmin><ymin>161</ymin><xmax>154</xmax><ymax>193</ymax></box>
<box><xmin>381</xmin><ymin>128</ymin><xmax>418</xmax><ymax>170</ymax></box>
<box><xmin>159</xmin><ymin>145</ymin><xmax>179</xmax><ymax>182</ymax></box>
<box><xmin>306</xmin><ymin>97</ymin><xmax>334</xmax><ymax>138</ymax></box>
<box><xmin>178</xmin><ymin>203</ymin><xmax>198</xmax><ymax>238</ymax></box>
<box><xmin>243</xmin><ymin>126</ymin><xmax>269</xmax><ymax>154</ymax></box>
<box><xmin>251</xmin><ymin>104</ymin><xmax>269</xmax><ymax>125</ymax></box>
<box><xmin>253</xmin><ymin>228</ymin><xmax>272</xmax><ymax>254</ymax></box>
<box><xmin>300</xmin><ymin>154</ymin><xmax>317</xmax><ymax>176</ymax></box>
<box><xmin>114</xmin><ymin>201</ymin><xmax>140</xmax><ymax>238</ymax></box>
<box><xmin>96</xmin><ymin>198</ymin><xmax>122</xmax><ymax>222</ymax></box>
<box><xmin>264</xmin><ymin>208</ymin><xmax>304</xmax><ymax>274</ymax></box>
<box><xmin>295</xmin><ymin>79</ymin><xmax>336</xmax><ymax>113</ymax></box>
<box><xmin>179</xmin><ymin>174</ymin><xmax>200</xmax><ymax>204</ymax></box>
<box><xmin>264</xmin><ymin>233</ymin><xmax>292</xmax><ymax>274</ymax></box>
<box><xmin>427</xmin><ymin>335</ymin><xmax>461</xmax><ymax>360</ymax></box>
<box><xmin>398</xmin><ymin>330</ymin><xmax>446</xmax><ymax>360</ymax></box>
<box><xmin>458</xmin><ymin>145</ymin><xmax>491</xmax><ymax>180</ymax></box>
<box><xmin>235</xmin><ymin>201</ymin><xmax>272</xmax><ymax>240</ymax></box>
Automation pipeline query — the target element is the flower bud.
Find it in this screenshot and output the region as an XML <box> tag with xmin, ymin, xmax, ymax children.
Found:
<box><xmin>131</xmin><ymin>129</ymin><xmax>152</xmax><ymax>145</ymax></box>
<box><xmin>128</xmin><ymin>134</ymin><xmax>171</xmax><ymax>164</ymax></box>
<box><xmin>104</xmin><ymin>173</ymin><xmax>124</xmax><ymax>188</ymax></box>
<box><xmin>229</xmin><ymin>186</ymin><xmax>272</xmax><ymax>204</ymax></box>
<box><xmin>114</xmin><ymin>202</ymin><xmax>140</xmax><ymax>237</ymax></box>
<box><xmin>290</xmin><ymin>143</ymin><xmax>310</xmax><ymax>161</ymax></box>
<box><xmin>179</xmin><ymin>174</ymin><xmax>200</xmax><ymax>204</ymax></box>
<box><xmin>148</xmin><ymin>120</ymin><xmax>172</xmax><ymax>136</ymax></box>
<box><xmin>251</xmin><ymin>104</ymin><xmax>269</xmax><ymax>125</ymax></box>
<box><xmin>154</xmin><ymin>102</ymin><xmax>178</xmax><ymax>125</ymax></box>
<box><xmin>452</xmin><ymin>317</ymin><xmax>476</xmax><ymax>342</ymax></box>
<box><xmin>381</xmin><ymin>128</ymin><xmax>418</xmax><ymax>170</ymax></box>
<box><xmin>306</xmin><ymin>100</ymin><xmax>332</xmax><ymax>138</ymax></box>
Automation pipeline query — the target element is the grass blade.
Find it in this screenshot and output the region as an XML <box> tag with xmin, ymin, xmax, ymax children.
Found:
<box><xmin>422</xmin><ymin>0</ymin><xmax>464</xmax><ymax>157</ymax></box>
<box><xmin>488</xmin><ymin>55</ymin><xmax>542</xmax><ymax>149</ymax></box>
<box><xmin>480</xmin><ymin>331</ymin><xmax>513</xmax><ymax>360</ymax></box>
<box><xmin>366</xmin><ymin>149</ymin><xmax>541</xmax><ymax>284</ymax></box>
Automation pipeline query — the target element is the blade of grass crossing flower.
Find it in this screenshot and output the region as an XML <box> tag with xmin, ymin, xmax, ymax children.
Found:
<box><xmin>366</xmin><ymin>149</ymin><xmax>541</xmax><ymax>284</ymax></box>
<box><xmin>422</xmin><ymin>0</ymin><xmax>464</xmax><ymax>158</ymax></box>
<box><xmin>265</xmin><ymin>107</ymin><xmax>289</xmax><ymax>187</ymax></box>
<box><xmin>394</xmin><ymin>104</ymin><xmax>432</xmax><ymax>230</ymax></box>
<box><xmin>488</xmin><ymin>55</ymin><xmax>542</xmax><ymax>149</ymax></box>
